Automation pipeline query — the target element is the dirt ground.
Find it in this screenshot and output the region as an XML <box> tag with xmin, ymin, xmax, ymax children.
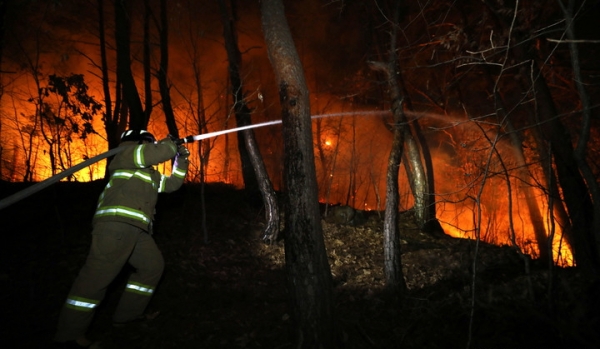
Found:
<box><xmin>1</xmin><ymin>181</ymin><xmax>599</xmax><ymax>349</ymax></box>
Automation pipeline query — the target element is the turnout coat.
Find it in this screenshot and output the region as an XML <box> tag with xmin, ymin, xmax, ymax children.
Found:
<box><xmin>93</xmin><ymin>139</ymin><xmax>188</xmax><ymax>231</ymax></box>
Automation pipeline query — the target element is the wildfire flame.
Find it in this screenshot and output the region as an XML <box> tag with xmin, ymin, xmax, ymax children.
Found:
<box><xmin>0</xmin><ymin>6</ymin><xmax>576</xmax><ymax>266</ymax></box>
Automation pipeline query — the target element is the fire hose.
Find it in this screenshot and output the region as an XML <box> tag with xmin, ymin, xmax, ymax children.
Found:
<box><xmin>0</xmin><ymin>111</ymin><xmax>388</xmax><ymax>211</ymax></box>
<box><xmin>0</xmin><ymin>120</ymin><xmax>283</xmax><ymax>211</ymax></box>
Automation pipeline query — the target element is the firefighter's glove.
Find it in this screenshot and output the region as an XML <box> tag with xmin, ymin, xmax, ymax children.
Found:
<box><xmin>177</xmin><ymin>145</ymin><xmax>190</xmax><ymax>158</ymax></box>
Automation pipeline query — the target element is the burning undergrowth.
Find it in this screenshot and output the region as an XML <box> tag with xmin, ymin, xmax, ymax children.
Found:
<box><xmin>0</xmin><ymin>182</ymin><xmax>598</xmax><ymax>348</ymax></box>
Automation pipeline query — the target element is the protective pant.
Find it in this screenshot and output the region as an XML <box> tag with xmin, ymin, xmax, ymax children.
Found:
<box><xmin>54</xmin><ymin>221</ymin><xmax>164</xmax><ymax>342</ymax></box>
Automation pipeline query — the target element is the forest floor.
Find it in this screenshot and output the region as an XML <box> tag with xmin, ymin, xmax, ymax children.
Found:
<box><xmin>1</xmin><ymin>181</ymin><xmax>599</xmax><ymax>349</ymax></box>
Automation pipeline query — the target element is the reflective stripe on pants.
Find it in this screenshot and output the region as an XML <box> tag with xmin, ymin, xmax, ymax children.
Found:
<box><xmin>55</xmin><ymin>222</ymin><xmax>164</xmax><ymax>342</ymax></box>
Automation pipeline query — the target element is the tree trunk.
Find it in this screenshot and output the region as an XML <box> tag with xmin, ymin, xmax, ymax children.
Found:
<box><xmin>218</xmin><ymin>0</ymin><xmax>259</xmax><ymax>194</ymax></box>
<box><xmin>529</xmin><ymin>122</ymin><xmax>574</xmax><ymax>262</ymax></box>
<box><xmin>218</xmin><ymin>0</ymin><xmax>279</xmax><ymax>241</ymax></box>
<box><xmin>97</xmin><ymin>0</ymin><xmax>125</xmax><ymax>178</ymax></box>
<box><xmin>504</xmin><ymin>118</ymin><xmax>550</xmax><ymax>261</ymax></box>
<box><xmin>98</xmin><ymin>0</ymin><xmax>116</xmax><ymax>148</ymax></box>
<box><xmin>528</xmin><ymin>52</ymin><xmax>596</xmax><ymax>272</ymax></box>
<box><xmin>142</xmin><ymin>0</ymin><xmax>153</xmax><ymax>124</ymax></box>
<box><xmin>368</xmin><ymin>1</ymin><xmax>408</xmax><ymax>295</ymax></box>
<box><xmin>402</xmin><ymin>128</ymin><xmax>428</xmax><ymax>227</ymax></box>
<box><xmin>186</xmin><ymin>28</ymin><xmax>212</xmax><ymax>243</ymax></box>
<box><xmin>314</xmin><ymin>118</ymin><xmax>328</xmax><ymax>193</ymax></box>
<box><xmin>481</xmin><ymin>0</ymin><xmax>596</xmax><ymax>272</ymax></box>
<box><xmin>480</xmin><ymin>63</ymin><xmax>550</xmax><ymax>261</ymax></box>
<box><xmin>390</xmin><ymin>64</ymin><xmax>433</xmax><ymax>231</ymax></box>
<box><xmin>115</xmin><ymin>0</ymin><xmax>145</xmax><ymax>129</ymax></box>
<box><xmin>371</xmin><ymin>60</ymin><xmax>408</xmax><ymax>295</ymax></box>
<box><xmin>457</xmin><ymin>3</ymin><xmax>549</xmax><ymax>261</ymax></box>
<box><xmin>378</xmin><ymin>31</ymin><xmax>437</xmax><ymax>235</ymax></box>
<box><xmin>558</xmin><ymin>0</ymin><xmax>600</xmax><ymax>269</ymax></box>
<box><xmin>260</xmin><ymin>0</ymin><xmax>338</xmax><ymax>347</ymax></box>
<box><xmin>410</xmin><ymin>119</ymin><xmax>442</xmax><ymax>235</ymax></box>
<box><xmin>0</xmin><ymin>0</ymin><xmax>6</xmax><ymax>178</ymax></box>
<box><xmin>157</xmin><ymin>0</ymin><xmax>178</xmax><ymax>138</ymax></box>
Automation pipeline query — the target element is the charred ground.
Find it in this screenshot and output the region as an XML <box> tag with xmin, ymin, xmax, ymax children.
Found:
<box><xmin>1</xmin><ymin>181</ymin><xmax>599</xmax><ymax>348</ymax></box>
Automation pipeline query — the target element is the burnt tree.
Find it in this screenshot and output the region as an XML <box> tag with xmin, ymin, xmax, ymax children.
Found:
<box><xmin>218</xmin><ymin>0</ymin><xmax>279</xmax><ymax>241</ymax></box>
<box><xmin>260</xmin><ymin>0</ymin><xmax>339</xmax><ymax>347</ymax></box>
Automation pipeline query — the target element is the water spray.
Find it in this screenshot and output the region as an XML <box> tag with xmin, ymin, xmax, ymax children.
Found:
<box><xmin>176</xmin><ymin>110</ymin><xmax>390</xmax><ymax>144</ymax></box>
<box><xmin>0</xmin><ymin>110</ymin><xmax>390</xmax><ymax>210</ymax></box>
<box><xmin>175</xmin><ymin>119</ymin><xmax>283</xmax><ymax>145</ymax></box>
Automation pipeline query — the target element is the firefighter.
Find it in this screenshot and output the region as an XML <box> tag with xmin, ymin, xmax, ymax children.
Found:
<box><xmin>54</xmin><ymin>130</ymin><xmax>189</xmax><ymax>348</ymax></box>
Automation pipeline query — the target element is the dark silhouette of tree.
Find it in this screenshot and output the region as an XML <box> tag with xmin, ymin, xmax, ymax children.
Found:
<box><xmin>364</xmin><ymin>0</ymin><xmax>440</xmax><ymax>236</ymax></box>
<box><xmin>97</xmin><ymin>0</ymin><xmax>124</xmax><ymax>152</ymax></box>
<box><xmin>218</xmin><ymin>0</ymin><xmax>259</xmax><ymax>194</ymax></box>
<box><xmin>115</xmin><ymin>0</ymin><xmax>146</xmax><ymax>129</ymax></box>
<box><xmin>481</xmin><ymin>0</ymin><xmax>597</xmax><ymax>274</ymax></box>
<box><xmin>260</xmin><ymin>0</ymin><xmax>339</xmax><ymax>347</ymax></box>
<box><xmin>557</xmin><ymin>0</ymin><xmax>600</xmax><ymax>273</ymax></box>
<box><xmin>35</xmin><ymin>74</ymin><xmax>102</xmax><ymax>176</ymax></box>
<box><xmin>142</xmin><ymin>0</ymin><xmax>153</xmax><ymax>125</ymax></box>
<box><xmin>368</xmin><ymin>2</ymin><xmax>408</xmax><ymax>296</ymax></box>
<box><xmin>449</xmin><ymin>4</ymin><xmax>550</xmax><ymax>262</ymax></box>
<box><xmin>0</xmin><ymin>0</ymin><xmax>6</xmax><ymax>178</ymax></box>
<box><xmin>157</xmin><ymin>0</ymin><xmax>178</xmax><ymax>138</ymax></box>
<box><xmin>218</xmin><ymin>0</ymin><xmax>279</xmax><ymax>241</ymax></box>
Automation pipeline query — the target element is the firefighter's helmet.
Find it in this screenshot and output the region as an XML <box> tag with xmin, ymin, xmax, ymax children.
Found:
<box><xmin>120</xmin><ymin>129</ymin><xmax>156</xmax><ymax>144</ymax></box>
